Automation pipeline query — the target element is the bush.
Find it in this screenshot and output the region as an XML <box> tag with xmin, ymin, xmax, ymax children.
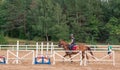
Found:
<box><xmin>0</xmin><ymin>34</ymin><xmax>8</xmax><ymax>44</ymax></box>
<box><xmin>106</xmin><ymin>36</ymin><xmax>120</xmax><ymax>44</ymax></box>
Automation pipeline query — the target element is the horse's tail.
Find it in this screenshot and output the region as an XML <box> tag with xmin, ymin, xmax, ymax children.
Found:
<box><xmin>87</xmin><ymin>47</ymin><xmax>93</xmax><ymax>56</ymax></box>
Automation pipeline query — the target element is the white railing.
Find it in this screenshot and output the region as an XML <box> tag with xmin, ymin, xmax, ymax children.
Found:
<box><xmin>0</xmin><ymin>41</ymin><xmax>118</xmax><ymax>65</ymax></box>
<box><xmin>0</xmin><ymin>44</ymin><xmax>120</xmax><ymax>51</ymax></box>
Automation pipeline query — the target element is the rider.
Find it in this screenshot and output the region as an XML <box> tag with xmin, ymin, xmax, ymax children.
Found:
<box><xmin>107</xmin><ymin>43</ymin><xmax>112</xmax><ymax>58</ymax></box>
<box><xmin>69</xmin><ymin>34</ymin><xmax>75</xmax><ymax>50</ymax></box>
<box><xmin>108</xmin><ymin>43</ymin><xmax>112</xmax><ymax>54</ymax></box>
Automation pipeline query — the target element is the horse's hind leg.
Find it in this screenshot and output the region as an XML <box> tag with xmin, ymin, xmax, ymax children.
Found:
<box><xmin>86</xmin><ymin>54</ymin><xmax>89</xmax><ymax>64</ymax></box>
<box><xmin>86</xmin><ymin>54</ymin><xmax>89</xmax><ymax>60</ymax></box>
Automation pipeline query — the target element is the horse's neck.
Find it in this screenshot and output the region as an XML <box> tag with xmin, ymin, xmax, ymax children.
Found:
<box><xmin>63</xmin><ymin>43</ymin><xmax>69</xmax><ymax>50</ymax></box>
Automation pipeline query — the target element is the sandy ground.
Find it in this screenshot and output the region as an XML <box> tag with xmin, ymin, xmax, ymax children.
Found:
<box><xmin>0</xmin><ymin>50</ymin><xmax>120</xmax><ymax>70</ymax></box>
<box><xmin>0</xmin><ymin>63</ymin><xmax>120</xmax><ymax>70</ymax></box>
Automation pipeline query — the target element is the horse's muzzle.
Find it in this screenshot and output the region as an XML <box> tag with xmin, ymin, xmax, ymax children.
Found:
<box><xmin>58</xmin><ymin>44</ymin><xmax>61</xmax><ymax>47</ymax></box>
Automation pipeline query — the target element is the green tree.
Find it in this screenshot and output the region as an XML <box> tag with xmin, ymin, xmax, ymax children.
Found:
<box><xmin>105</xmin><ymin>17</ymin><xmax>120</xmax><ymax>44</ymax></box>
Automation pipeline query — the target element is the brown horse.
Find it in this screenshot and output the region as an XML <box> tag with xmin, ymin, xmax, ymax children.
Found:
<box><xmin>58</xmin><ymin>40</ymin><xmax>93</xmax><ymax>61</ymax></box>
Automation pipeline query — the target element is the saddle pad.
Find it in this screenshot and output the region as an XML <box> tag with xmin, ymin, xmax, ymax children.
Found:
<box><xmin>72</xmin><ymin>45</ymin><xmax>78</xmax><ymax>50</ymax></box>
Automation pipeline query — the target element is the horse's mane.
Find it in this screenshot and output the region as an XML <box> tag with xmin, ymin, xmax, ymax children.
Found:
<box><xmin>59</xmin><ymin>39</ymin><xmax>67</xmax><ymax>42</ymax></box>
<box><xmin>59</xmin><ymin>39</ymin><xmax>69</xmax><ymax>45</ymax></box>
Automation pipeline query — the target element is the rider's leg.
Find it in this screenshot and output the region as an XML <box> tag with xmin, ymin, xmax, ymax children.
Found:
<box><xmin>69</xmin><ymin>45</ymin><xmax>72</xmax><ymax>50</ymax></box>
<box><xmin>70</xmin><ymin>44</ymin><xmax>74</xmax><ymax>50</ymax></box>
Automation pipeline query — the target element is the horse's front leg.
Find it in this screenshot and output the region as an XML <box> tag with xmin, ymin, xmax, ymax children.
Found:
<box><xmin>63</xmin><ymin>54</ymin><xmax>68</xmax><ymax>62</ymax></box>
<box><xmin>68</xmin><ymin>54</ymin><xmax>73</xmax><ymax>63</ymax></box>
<box><xmin>82</xmin><ymin>52</ymin><xmax>85</xmax><ymax>60</ymax></box>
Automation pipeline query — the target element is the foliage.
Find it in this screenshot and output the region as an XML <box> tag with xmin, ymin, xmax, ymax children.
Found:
<box><xmin>0</xmin><ymin>0</ymin><xmax>120</xmax><ymax>44</ymax></box>
<box><xmin>0</xmin><ymin>34</ymin><xmax>8</xmax><ymax>44</ymax></box>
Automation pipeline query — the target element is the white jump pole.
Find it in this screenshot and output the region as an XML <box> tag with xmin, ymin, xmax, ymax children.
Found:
<box><xmin>84</xmin><ymin>51</ymin><xmax>87</xmax><ymax>66</ymax></box>
<box><xmin>16</xmin><ymin>41</ymin><xmax>19</xmax><ymax>64</ymax></box>
<box><xmin>32</xmin><ymin>50</ymin><xmax>35</xmax><ymax>64</ymax></box>
<box><xmin>36</xmin><ymin>42</ymin><xmax>38</xmax><ymax>57</ymax></box>
<box><xmin>6</xmin><ymin>50</ymin><xmax>8</xmax><ymax>64</ymax></box>
<box><xmin>41</xmin><ymin>42</ymin><xmax>43</xmax><ymax>57</ymax></box>
<box><xmin>51</xmin><ymin>42</ymin><xmax>53</xmax><ymax>56</ymax></box>
<box><xmin>53</xmin><ymin>51</ymin><xmax>55</xmax><ymax>65</ymax></box>
<box><xmin>113</xmin><ymin>51</ymin><xmax>115</xmax><ymax>66</ymax></box>
<box><xmin>46</xmin><ymin>42</ymin><xmax>49</xmax><ymax>57</ymax></box>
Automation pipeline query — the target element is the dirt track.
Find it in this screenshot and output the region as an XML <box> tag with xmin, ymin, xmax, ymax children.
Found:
<box><xmin>0</xmin><ymin>50</ymin><xmax>120</xmax><ymax>70</ymax></box>
<box><xmin>0</xmin><ymin>63</ymin><xmax>120</xmax><ymax>70</ymax></box>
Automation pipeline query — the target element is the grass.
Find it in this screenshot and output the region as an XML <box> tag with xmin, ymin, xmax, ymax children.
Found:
<box><xmin>0</xmin><ymin>37</ymin><xmax>37</xmax><ymax>50</ymax></box>
<box><xmin>4</xmin><ymin>37</ymin><xmax>37</xmax><ymax>44</ymax></box>
<box><xmin>5</xmin><ymin>37</ymin><xmax>27</xmax><ymax>42</ymax></box>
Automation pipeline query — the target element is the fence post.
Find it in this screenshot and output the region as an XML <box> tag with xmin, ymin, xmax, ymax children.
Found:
<box><xmin>0</xmin><ymin>45</ymin><xmax>1</xmax><ymax>50</ymax></box>
<box><xmin>94</xmin><ymin>45</ymin><xmax>96</xmax><ymax>51</ymax></box>
<box><xmin>16</xmin><ymin>41</ymin><xmax>19</xmax><ymax>64</ymax></box>
<box><xmin>26</xmin><ymin>45</ymin><xmax>28</xmax><ymax>50</ymax></box>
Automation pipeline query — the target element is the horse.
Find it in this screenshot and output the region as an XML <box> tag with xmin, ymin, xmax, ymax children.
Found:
<box><xmin>58</xmin><ymin>40</ymin><xmax>94</xmax><ymax>61</ymax></box>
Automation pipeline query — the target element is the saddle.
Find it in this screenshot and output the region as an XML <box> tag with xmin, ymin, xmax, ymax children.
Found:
<box><xmin>69</xmin><ymin>45</ymin><xmax>78</xmax><ymax>50</ymax></box>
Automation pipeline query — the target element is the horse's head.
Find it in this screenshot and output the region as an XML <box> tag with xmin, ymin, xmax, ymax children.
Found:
<box><xmin>58</xmin><ymin>40</ymin><xmax>63</xmax><ymax>47</ymax></box>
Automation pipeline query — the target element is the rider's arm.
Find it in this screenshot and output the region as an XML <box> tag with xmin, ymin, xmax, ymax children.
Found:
<box><xmin>70</xmin><ymin>38</ymin><xmax>74</xmax><ymax>44</ymax></box>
